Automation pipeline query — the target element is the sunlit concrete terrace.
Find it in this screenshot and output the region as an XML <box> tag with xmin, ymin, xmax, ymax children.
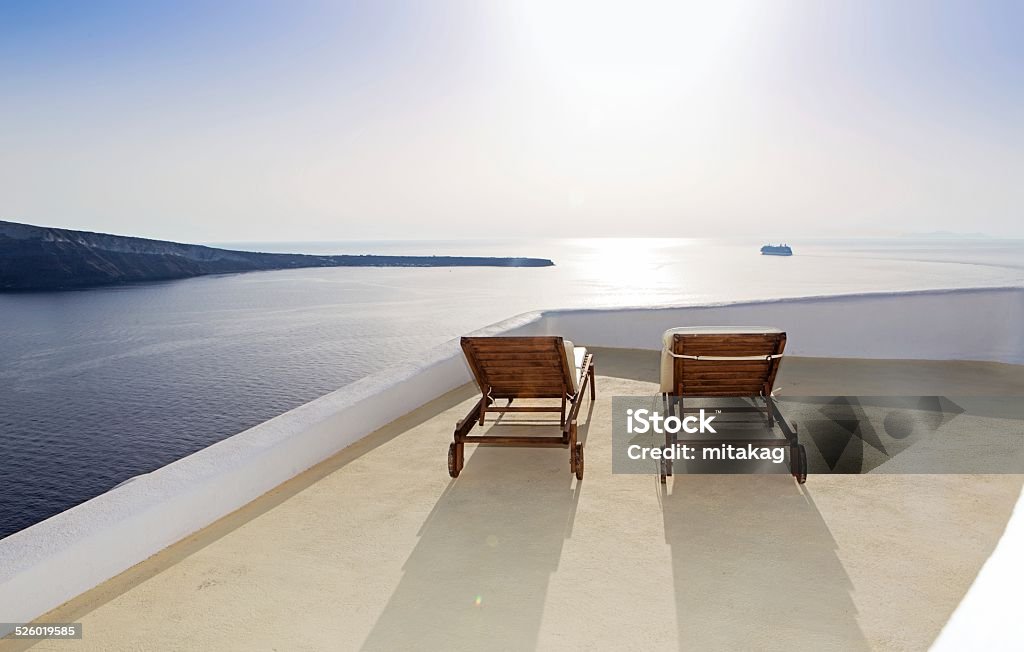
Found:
<box><xmin>13</xmin><ymin>348</ymin><xmax>1024</xmax><ymax>652</ymax></box>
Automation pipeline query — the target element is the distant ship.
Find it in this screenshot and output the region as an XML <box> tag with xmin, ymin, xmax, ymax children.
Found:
<box><xmin>760</xmin><ymin>244</ymin><xmax>793</xmax><ymax>256</ymax></box>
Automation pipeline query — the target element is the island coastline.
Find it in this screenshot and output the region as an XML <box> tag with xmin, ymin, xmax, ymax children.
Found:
<box><xmin>0</xmin><ymin>220</ymin><xmax>554</xmax><ymax>292</ymax></box>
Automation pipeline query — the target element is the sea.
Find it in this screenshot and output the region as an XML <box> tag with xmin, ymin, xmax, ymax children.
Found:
<box><xmin>2</xmin><ymin>237</ymin><xmax>1023</xmax><ymax>538</ymax></box>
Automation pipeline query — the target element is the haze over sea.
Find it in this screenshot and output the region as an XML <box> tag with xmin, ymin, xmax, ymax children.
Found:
<box><xmin>2</xmin><ymin>237</ymin><xmax>1023</xmax><ymax>538</ymax></box>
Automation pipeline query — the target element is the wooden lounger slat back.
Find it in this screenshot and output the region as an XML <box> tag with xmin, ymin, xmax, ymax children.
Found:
<box><xmin>462</xmin><ymin>336</ymin><xmax>575</xmax><ymax>399</ymax></box>
<box><xmin>450</xmin><ymin>336</ymin><xmax>595</xmax><ymax>480</ymax></box>
<box><xmin>671</xmin><ymin>332</ymin><xmax>786</xmax><ymax>397</ymax></box>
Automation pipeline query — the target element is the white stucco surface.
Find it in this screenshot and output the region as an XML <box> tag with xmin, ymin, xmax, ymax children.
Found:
<box><xmin>0</xmin><ymin>312</ymin><xmax>543</xmax><ymax>631</ymax></box>
<box><xmin>932</xmin><ymin>484</ymin><xmax>1024</xmax><ymax>651</ymax></box>
<box><xmin>540</xmin><ymin>287</ymin><xmax>1024</xmax><ymax>363</ymax></box>
<box><xmin>1</xmin><ymin>286</ymin><xmax>1022</xmax><ymax>639</ymax></box>
<box><xmin>15</xmin><ymin>351</ymin><xmax>1024</xmax><ymax>651</ymax></box>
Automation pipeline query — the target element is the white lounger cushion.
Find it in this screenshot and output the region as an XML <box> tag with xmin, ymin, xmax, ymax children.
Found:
<box><xmin>659</xmin><ymin>327</ymin><xmax>783</xmax><ymax>393</ymax></box>
<box><xmin>563</xmin><ymin>340</ymin><xmax>587</xmax><ymax>393</ymax></box>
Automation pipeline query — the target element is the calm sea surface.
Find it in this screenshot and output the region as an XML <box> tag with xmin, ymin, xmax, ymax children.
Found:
<box><xmin>1</xmin><ymin>238</ymin><xmax>1023</xmax><ymax>538</ymax></box>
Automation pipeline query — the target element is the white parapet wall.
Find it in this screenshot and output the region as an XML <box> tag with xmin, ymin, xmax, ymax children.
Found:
<box><xmin>540</xmin><ymin>287</ymin><xmax>1024</xmax><ymax>363</ymax></box>
<box><xmin>0</xmin><ymin>311</ymin><xmax>546</xmax><ymax>632</ymax></box>
<box><xmin>1</xmin><ymin>286</ymin><xmax>1022</xmax><ymax>632</ymax></box>
<box><xmin>932</xmin><ymin>485</ymin><xmax>1024</xmax><ymax>651</ymax></box>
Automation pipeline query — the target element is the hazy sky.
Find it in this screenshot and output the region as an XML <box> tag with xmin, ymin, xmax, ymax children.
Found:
<box><xmin>1</xmin><ymin>0</ymin><xmax>1021</xmax><ymax>241</ymax></box>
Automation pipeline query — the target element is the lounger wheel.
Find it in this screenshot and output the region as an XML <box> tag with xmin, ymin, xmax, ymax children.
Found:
<box><xmin>448</xmin><ymin>443</ymin><xmax>460</xmax><ymax>478</ymax></box>
<box><xmin>574</xmin><ymin>443</ymin><xmax>584</xmax><ymax>480</ymax></box>
<box><xmin>793</xmin><ymin>443</ymin><xmax>807</xmax><ymax>484</ymax></box>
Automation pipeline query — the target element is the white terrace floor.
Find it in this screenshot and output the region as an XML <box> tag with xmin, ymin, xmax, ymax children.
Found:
<box><xmin>14</xmin><ymin>348</ymin><xmax>1024</xmax><ymax>652</ymax></box>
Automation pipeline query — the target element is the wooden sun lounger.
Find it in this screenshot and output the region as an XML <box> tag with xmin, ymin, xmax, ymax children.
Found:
<box><xmin>450</xmin><ymin>336</ymin><xmax>596</xmax><ymax>479</ymax></box>
<box><xmin>660</xmin><ymin>327</ymin><xmax>806</xmax><ymax>484</ymax></box>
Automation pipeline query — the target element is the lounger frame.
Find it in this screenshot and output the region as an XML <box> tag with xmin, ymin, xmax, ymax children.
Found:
<box><xmin>451</xmin><ymin>336</ymin><xmax>595</xmax><ymax>479</ymax></box>
<box><xmin>663</xmin><ymin>331</ymin><xmax>807</xmax><ymax>484</ymax></box>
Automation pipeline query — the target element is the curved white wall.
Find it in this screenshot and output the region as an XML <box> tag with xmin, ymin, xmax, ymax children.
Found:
<box><xmin>540</xmin><ymin>287</ymin><xmax>1024</xmax><ymax>363</ymax></box>
<box><xmin>1</xmin><ymin>287</ymin><xmax>1022</xmax><ymax>634</ymax></box>
<box><xmin>932</xmin><ymin>485</ymin><xmax>1024</xmax><ymax>651</ymax></box>
<box><xmin>0</xmin><ymin>310</ymin><xmax>544</xmax><ymax>633</ymax></box>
